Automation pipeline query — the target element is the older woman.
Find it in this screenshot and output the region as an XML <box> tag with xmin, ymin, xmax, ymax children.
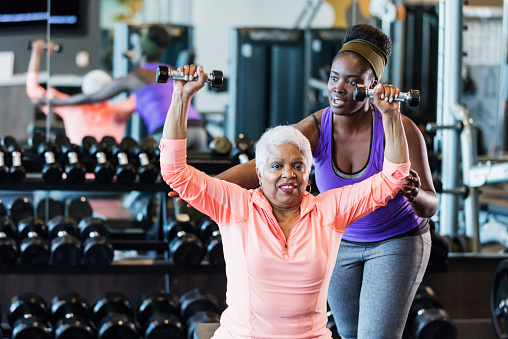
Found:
<box><xmin>160</xmin><ymin>64</ymin><xmax>410</xmax><ymax>338</ymax></box>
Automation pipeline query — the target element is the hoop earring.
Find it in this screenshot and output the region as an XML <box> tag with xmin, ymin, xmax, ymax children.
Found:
<box><xmin>306</xmin><ymin>184</ymin><xmax>311</xmax><ymax>193</ymax></box>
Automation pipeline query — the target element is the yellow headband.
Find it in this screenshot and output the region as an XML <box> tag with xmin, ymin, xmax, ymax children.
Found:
<box><xmin>338</xmin><ymin>39</ymin><xmax>388</xmax><ymax>80</ymax></box>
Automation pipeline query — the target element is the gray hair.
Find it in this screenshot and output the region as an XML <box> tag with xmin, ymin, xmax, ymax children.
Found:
<box><xmin>82</xmin><ymin>69</ymin><xmax>113</xmax><ymax>95</ymax></box>
<box><xmin>255</xmin><ymin>125</ymin><xmax>312</xmax><ymax>175</ymax></box>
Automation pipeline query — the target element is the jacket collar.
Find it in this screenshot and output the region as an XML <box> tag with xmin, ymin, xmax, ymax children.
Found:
<box><xmin>251</xmin><ymin>188</ymin><xmax>317</xmax><ymax>218</ymax></box>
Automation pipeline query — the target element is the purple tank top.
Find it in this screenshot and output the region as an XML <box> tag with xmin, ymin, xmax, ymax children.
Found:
<box><xmin>313</xmin><ymin>106</ymin><xmax>422</xmax><ymax>242</ymax></box>
<box><xmin>134</xmin><ymin>63</ymin><xmax>202</xmax><ymax>133</ymax></box>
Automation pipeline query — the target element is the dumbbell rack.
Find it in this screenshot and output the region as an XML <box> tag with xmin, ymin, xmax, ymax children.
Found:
<box><xmin>0</xmin><ymin>147</ymin><xmax>233</xmax><ymax>338</ymax></box>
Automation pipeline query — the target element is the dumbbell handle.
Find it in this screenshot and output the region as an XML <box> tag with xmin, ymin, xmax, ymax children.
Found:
<box><xmin>156</xmin><ymin>65</ymin><xmax>223</xmax><ymax>88</ymax></box>
<box><xmin>353</xmin><ymin>84</ymin><xmax>420</xmax><ymax>107</ymax></box>
<box><xmin>26</xmin><ymin>41</ymin><xmax>63</xmax><ymax>53</ymax></box>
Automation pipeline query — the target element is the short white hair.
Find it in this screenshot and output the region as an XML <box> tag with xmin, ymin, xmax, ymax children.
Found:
<box><xmin>255</xmin><ymin>125</ymin><xmax>312</xmax><ymax>175</ymax></box>
<box><xmin>81</xmin><ymin>70</ymin><xmax>113</xmax><ymax>95</ymax></box>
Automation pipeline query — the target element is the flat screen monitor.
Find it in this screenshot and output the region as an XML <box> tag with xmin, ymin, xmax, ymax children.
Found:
<box><xmin>0</xmin><ymin>0</ymin><xmax>86</xmax><ymax>35</ymax></box>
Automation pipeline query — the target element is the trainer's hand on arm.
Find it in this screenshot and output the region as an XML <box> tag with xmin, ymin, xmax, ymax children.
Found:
<box><xmin>372</xmin><ymin>83</ymin><xmax>409</xmax><ymax>164</ymax></box>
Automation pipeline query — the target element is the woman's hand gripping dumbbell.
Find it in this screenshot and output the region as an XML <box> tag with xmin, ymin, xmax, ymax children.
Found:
<box><xmin>156</xmin><ymin>65</ymin><xmax>223</xmax><ymax>88</ymax></box>
<box><xmin>353</xmin><ymin>83</ymin><xmax>420</xmax><ymax>107</ymax></box>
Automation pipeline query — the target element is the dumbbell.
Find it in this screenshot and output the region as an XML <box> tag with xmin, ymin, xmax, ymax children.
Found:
<box><xmin>179</xmin><ymin>289</ymin><xmax>221</xmax><ymax>339</ymax></box>
<box><xmin>231</xmin><ymin>134</ymin><xmax>254</xmax><ymax>164</ymax></box>
<box><xmin>138</xmin><ymin>290</ymin><xmax>184</xmax><ymax>339</ymax></box>
<box><xmin>8</xmin><ymin>292</ymin><xmax>52</xmax><ymax>339</ymax></box>
<box><xmin>52</xmin><ymin>133</ymin><xmax>71</xmax><ymax>150</ymax></box>
<box><xmin>81</xmin><ymin>136</ymin><xmax>98</xmax><ymax>156</ymax></box>
<box><xmin>51</xmin><ymin>292</ymin><xmax>95</xmax><ymax>339</ymax></box>
<box><xmin>78</xmin><ymin>217</ymin><xmax>114</xmax><ymax>268</ymax></box>
<box><xmin>406</xmin><ymin>285</ymin><xmax>457</xmax><ymax>339</ymax></box>
<box><xmin>27</xmin><ymin>41</ymin><xmax>63</xmax><ymax>52</ymax></box>
<box><xmin>66</xmin><ymin>196</ymin><xmax>94</xmax><ymax>224</ymax></box>
<box><xmin>134</xmin><ymin>143</ymin><xmax>159</xmax><ymax>185</ymax></box>
<box><xmin>165</xmin><ymin>213</ymin><xmax>204</xmax><ymax>266</ymax></box>
<box><xmin>36</xmin><ymin>197</ymin><xmax>65</xmax><ymax>221</ymax></box>
<box><xmin>61</xmin><ymin>143</ymin><xmax>87</xmax><ymax>184</ymax></box>
<box><xmin>111</xmin><ymin>140</ymin><xmax>137</xmax><ymax>184</ymax></box>
<box><xmin>38</xmin><ymin>142</ymin><xmax>63</xmax><ymax>184</ymax></box>
<box><xmin>9</xmin><ymin>198</ymin><xmax>34</xmax><ymax>224</ymax></box>
<box><xmin>198</xmin><ymin>216</ymin><xmax>224</xmax><ymax>267</ymax></box>
<box><xmin>0</xmin><ymin>217</ymin><xmax>19</xmax><ymax>267</ymax></box>
<box><xmin>29</xmin><ymin>131</ymin><xmax>46</xmax><ymax>153</ymax></box>
<box><xmin>47</xmin><ymin>215</ymin><xmax>82</xmax><ymax>268</ymax></box>
<box><xmin>156</xmin><ymin>65</ymin><xmax>223</xmax><ymax>88</ymax></box>
<box><xmin>101</xmin><ymin>136</ymin><xmax>118</xmax><ymax>151</ymax></box>
<box><xmin>209</xmin><ymin>136</ymin><xmax>232</xmax><ymax>157</ymax></box>
<box><xmin>90</xmin><ymin>141</ymin><xmax>115</xmax><ymax>184</ymax></box>
<box><xmin>353</xmin><ymin>84</ymin><xmax>420</xmax><ymax>107</ymax></box>
<box><xmin>0</xmin><ymin>145</ymin><xmax>10</xmax><ymax>181</ymax></box>
<box><xmin>92</xmin><ymin>292</ymin><xmax>139</xmax><ymax>339</ymax></box>
<box><xmin>2</xmin><ymin>136</ymin><xmax>26</xmax><ymax>182</ymax></box>
<box><xmin>18</xmin><ymin>216</ymin><xmax>50</xmax><ymax>266</ymax></box>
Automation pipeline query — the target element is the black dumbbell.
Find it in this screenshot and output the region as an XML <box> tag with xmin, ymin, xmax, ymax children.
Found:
<box><xmin>9</xmin><ymin>198</ymin><xmax>34</xmax><ymax>225</ymax></box>
<box><xmin>100</xmin><ymin>136</ymin><xmax>118</xmax><ymax>151</ymax></box>
<box><xmin>18</xmin><ymin>216</ymin><xmax>50</xmax><ymax>266</ymax></box>
<box><xmin>198</xmin><ymin>216</ymin><xmax>224</xmax><ymax>267</ymax></box>
<box><xmin>29</xmin><ymin>131</ymin><xmax>46</xmax><ymax>153</ymax></box>
<box><xmin>36</xmin><ymin>197</ymin><xmax>65</xmax><ymax>221</ymax></box>
<box><xmin>138</xmin><ymin>290</ymin><xmax>184</xmax><ymax>339</ymax></box>
<box><xmin>209</xmin><ymin>136</ymin><xmax>232</xmax><ymax>157</ymax></box>
<box><xmin>165</xmin><ymin>214</ymin><xmax>204</xmax><ymax>266</ymax></box>
<box><xmin>81</xmin><ymin>136</ymin><xmax>98</xmax><ymax>156</ymax></box>
<box><xmin>0</xmin><ymin>145</ymin><xmax>10</xmax><ymax>181</ymax></box>
<box><xmin>51</xmin><ymin>292</ymin><xmax>95</xmax><ymax>339</ymax></box>
<box><xmin>2</xmin><ymin>136</ymin><xmax>26</xmax><ymax>181</ymax></box>
<box><xmin>92</xmin><ymin>292</ymin><xmax>139</xmax><ymax>339</ymax></box>
<box><xmin>406</xmin><ymin>285</ymin><xmax>458</xmax><ymax>339</ymax></box>
<box><xmin>78</xmin><ymin>217</ymin><xmax>114</xmax><ymax>268</ymax></box>
<box><xmin>353</xmin><ymin>84</ymin><xmax>420</xmax><ymax>107</ymax></box>
<box><xmin>156</xmin><ymin>65</ymin><xmax>223</xmax><ymax>88</ymax></box>
<box><xmin>52</xmin><ymin>133</ymin><xmax>71</xmax><ymax>150</ymax></box>
<box><xmin>66</xmin><ymin>196</ymin><xmax>94</xmax><ymax>224</ymax></box>
<box><xmin>0</xmin><ymin>217</ymin><xmax>19</xmax><ymax>267</ymax></box>
<box><xmin>135</xmin><ymin>136</ymin><xmax>159</xmax><ymax>184</ymax></box>
<box><xmin>47</xmin><ymin>215</ymin><xmax>82</xmax><ymax>268</ymax></box>
<box><xmin>179</xmin><ymin>289</ymin><xmax>220</xmax><ymax>339</ymax></box>
<box><xmin>112</xmin><ymin>140</ymin><xmax>137</xmax><ymax>185</ymax></box>
<box><xmin>38</xmin><ymin>142</ymin><xmax>63</xmax><ymax>184</ymax></box>
<box><xmin>61</xmin><ymin>143</ymin><xmax>87</xmax><ymax>184</ymax></box>
<box><xmin>90</xmin><ymin>142</ymin><xmax>116</xmax><ymax>184</ymax></box>
<box><xmin>231</xmin><ymin>134</ymin><xmax>254</xmax><ymax>164</ymax></box>
<box><xmin>8</xmin><ymin>292</ymin><xmax>52</xmax><ymax>339</ymax></box>
<box><xmin>0</xmin><ymin>199</ymin><xmax>8</xmax><ymax>218</ymax></box>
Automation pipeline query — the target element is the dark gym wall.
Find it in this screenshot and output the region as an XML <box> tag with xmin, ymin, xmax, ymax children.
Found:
<box><xmin>0</xmin><ymin>0</ymin><xmax>101</xmax><ymax>75</ymax></box>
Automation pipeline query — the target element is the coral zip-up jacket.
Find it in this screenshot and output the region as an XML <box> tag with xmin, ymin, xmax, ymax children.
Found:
<box><xmin>160</xmin><ymin>139</ymin><xmax>409</xmax><ymax>339</ymax></box>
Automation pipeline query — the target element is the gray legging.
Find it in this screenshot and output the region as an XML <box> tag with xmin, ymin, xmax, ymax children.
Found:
<box><xmin>328</xmin><ymin>228</ymin><xmax>431</xmax><ymax>339</ymax></box>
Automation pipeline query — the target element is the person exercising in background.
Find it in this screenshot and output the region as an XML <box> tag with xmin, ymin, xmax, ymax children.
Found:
<box><xmin>43</xmin><ymin>24</ymin><xmax>207</xmax><ymax>150</ymax></box>
<box><xmin>26</xmin><ymin>39</ymin><xmax>133</xmax><ymax>144</ymax></box>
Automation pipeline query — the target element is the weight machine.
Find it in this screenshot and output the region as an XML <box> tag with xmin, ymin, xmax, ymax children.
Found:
<box><xmin>429</xmin><ymin>0</ymin><xmax>508</xmax><ymax>253</ymax></box>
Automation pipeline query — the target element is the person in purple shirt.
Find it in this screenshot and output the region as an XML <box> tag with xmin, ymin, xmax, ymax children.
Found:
<box><xmin>212</xmin><ymin>24</ymin><xmax>438</xmax><ymax>338</ymax></box>
<box><xmin>46</xmin><ymin>24</ymin><xmax>207</xmax><ymax>150</ymax></box>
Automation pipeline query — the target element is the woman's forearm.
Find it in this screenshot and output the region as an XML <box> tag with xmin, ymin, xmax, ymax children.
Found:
<box><xmin>382</xmin><ymin>113</ymin><xmax>409</xmax><ymax>164</ymax></box>
<box><xmin>215</xmin><ymin>160</ymin><xmax>260</xmax><ymax>189</ymax></box>
<box><xmin>162</xmin><ymin>91</ymin><xmax>192</xmax><ymax>140</ymax></box>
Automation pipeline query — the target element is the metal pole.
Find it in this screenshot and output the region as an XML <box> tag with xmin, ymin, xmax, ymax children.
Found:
<box><xmin>46</xmin><ymin>0</ymin><xmax>52</xmax><ymax>143</ymax></box>
<box><xmin>500</xmin><ymin>0</ymin><xmax>508</xmax><ymax>151</ymax></box>
<box><xmin>437</xmin><ymin>0</ymin><xmax>463</xmax><ymax>237</ymax></box>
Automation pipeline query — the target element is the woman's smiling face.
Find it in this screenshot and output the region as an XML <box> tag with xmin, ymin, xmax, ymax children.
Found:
<box><xmin>257</xmin><ymin>143</ymin><xmax>309</xmax><ymax>209</ymax></box>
